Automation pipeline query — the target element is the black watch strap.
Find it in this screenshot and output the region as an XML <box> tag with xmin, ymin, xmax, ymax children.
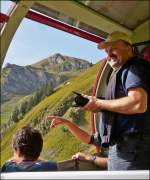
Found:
<box><xmin>91</xmin><ymin>155</ymin><xmax>96</xmax><ymax>162</ymax></box>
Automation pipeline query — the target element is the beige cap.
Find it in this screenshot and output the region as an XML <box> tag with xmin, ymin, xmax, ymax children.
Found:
<box><xmin>98</xmin><ymin>31</ymin><xmax>132</xmax><ymax>49</ymax></box>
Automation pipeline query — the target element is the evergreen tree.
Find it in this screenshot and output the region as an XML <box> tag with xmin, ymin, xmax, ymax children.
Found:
<box><xmin>26</xmin><ymin>97</ymin><xmax>34</xmax><ymax>112</ymax></box>
<box><xmin>34</xmin><ymin>90</ymin><xmax>42</xmax><ymax>105</ymax></box>
<box><xmin>45</xmin><ymin>83</ymin><xmax>53</xmax><ymax>97</ymax></box>
<box><xmin>69</xmin><ymin>108</ymin><xmax>84</xmax><ymax>126</ymax></box>
<box><xmin>69</xmin><ymin>109</ymin><xmax>79</xmax><ymax>124</ymax></box>
<box><xmin>20</xmin><ymin>101</ymin><xmax>28</xmax><ymax>115</ymax></box>
<box><xmin>90</xmin><ymin>62</ymin><xmax>93</xmax><ymax>66</ymax></box>
<box><xmin>10</xmin><ymin>107</ymin><xmax>19</xmax><ymax>123</ymax></box>
<box><xmin>40</xmin><ymin>83</ymin><xmax>53</xmax><ymax>100</ymax></box>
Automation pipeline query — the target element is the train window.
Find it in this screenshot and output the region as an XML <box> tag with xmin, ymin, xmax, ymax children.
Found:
<box><xmin>1</xmin><ymin>8</ymin><xmax>107</xmax><ymax>171</ymax></box>
<box><xmin>1</xmin><ymin>0</ymin><xmax>12</xmax><ymax>14</ymax></box>
<box><xmin>1</xmin><ymin>0</ymin><xmax>149</xmax><ymax>176</ymax></box>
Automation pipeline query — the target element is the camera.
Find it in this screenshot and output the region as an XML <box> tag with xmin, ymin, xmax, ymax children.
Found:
<box><xmin>73</xmin><ymin>91</ymin><xmax>89</xmax><ymax>107</ymax></box>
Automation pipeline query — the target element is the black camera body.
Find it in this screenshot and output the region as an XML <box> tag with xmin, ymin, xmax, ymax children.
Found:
<box><xmin>73</xmin><ymin>91</ymin><xmax>89</xmax><ymax>107</ymax></box>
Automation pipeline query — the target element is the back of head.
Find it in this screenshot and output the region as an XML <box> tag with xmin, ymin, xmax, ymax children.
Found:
<box><xmin>12</xmin><ymin>126</ymin><xmax>43</xmax><ymax>160</ymax></box>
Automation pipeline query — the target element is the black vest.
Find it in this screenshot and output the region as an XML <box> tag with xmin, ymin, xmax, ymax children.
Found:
<box><xmin>99</xmin><ymin>56</ymin><xmax>150</xmax><ymax>147</ymax></box>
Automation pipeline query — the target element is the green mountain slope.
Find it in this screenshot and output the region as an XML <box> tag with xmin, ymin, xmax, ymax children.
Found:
<box><xmin>1</xmin><ymin>62</ymin><xmax>101</xmax><ymax>166</ymax></box>
<box><xmin>1</xmin><ymin>94</ymin><xmax>33</xmax><ymax>124</ymax></box>
<box><xmin>1</xmin><ymin>95</ymin><xmax>23</xmax><ymax>124</ymax></box>
<box><xmin>1</xmin><ymin>54</ymin><xmax>91</xmax><ymax>102</ymax></box>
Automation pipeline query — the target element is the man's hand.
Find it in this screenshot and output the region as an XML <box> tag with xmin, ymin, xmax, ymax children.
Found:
<box><xmin>46</xmin><ymin>116</ymin><xmax>91</xmax><ymax>144</ymax></box>
<box><xmin>72</xmin><ymin>152</ymin><xmax>92</xmax><ymax>161</ymax></box>
<box><xmin>82</xmin><ymin>94</ymin><xmax>103</xmax><ymax>112</ymax></box>
<box><xmin>47</xmin><ymin>116</ymin><xmax>67</xmax><ymax>128</ymax></box>
<box><xmin>72</xmin><ymin>152</ymin><xmax>108</xmax><ymax>169</ymax></box>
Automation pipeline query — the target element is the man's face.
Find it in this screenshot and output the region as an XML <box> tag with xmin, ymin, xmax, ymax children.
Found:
<box><xmin>105</xmin><ymin>40</ymin><xmax>131</xmax><ymax>69</ymax></box>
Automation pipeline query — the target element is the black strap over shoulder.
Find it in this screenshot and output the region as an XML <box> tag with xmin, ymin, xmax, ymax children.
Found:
<box><xmin>100</xmin><ymin>69</ymin><xmax>120</xmax><ymax>147</ymax></box>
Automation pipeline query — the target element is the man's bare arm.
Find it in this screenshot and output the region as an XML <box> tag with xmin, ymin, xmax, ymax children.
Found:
<box><xmin>49</xmin><ymin>116</ymin><xmax>91</xmax><ymax>144</ymax></box>
<box><xmin>84</xmin><ymin>87</ymin><xmax>147</xmax><ymax>114</ymax></box>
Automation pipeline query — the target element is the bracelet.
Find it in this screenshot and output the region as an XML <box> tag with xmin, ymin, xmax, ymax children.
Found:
<box><xmin>91</xmin><ymin>155</ymin><xmax>96</xmax><ymax>162</ymax></box>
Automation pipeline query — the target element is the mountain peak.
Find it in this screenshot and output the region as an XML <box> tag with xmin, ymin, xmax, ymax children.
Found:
<box><xmin>31</xmin><ymin>54</ymin><xmax>91</xmax><ymax>72</ymax></box>
<box><xmin>52</xmin><ymin>53</ymin><xmax>63</xmax><ymax>57</ymax></box>
<box><xmin>1</xmin><ymin>54</ymin><xmax>91</xmax><ymax>102</ymax></box>
<box><xmin>50</xmin><ymin>53</ymin><xmax>65</xmax><ymax>64</ymax></box>
<box><xmin>4</xmin><ymin>63</ymin><xmax>21</xmax><ymax>69</ymax></box>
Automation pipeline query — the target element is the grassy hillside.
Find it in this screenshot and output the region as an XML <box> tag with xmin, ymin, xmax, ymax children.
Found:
<box><xmin>1</xmin><ymin>95</ymin><xmax>33</xmax><ymax>124</ymax></box>
<box><xmin>1</xmin><ymin>95</ymin><xmax>24</xmax><ymax>124</ymax></box>
<box><xmin>1</xmin><ymin>62</ymin><xmax>101</xmax><ymax>166</ymax></box>
<box><xmin>1</xmin><ymin>68</ymin><xmax>87</xmax><ymax>125</ymax></box>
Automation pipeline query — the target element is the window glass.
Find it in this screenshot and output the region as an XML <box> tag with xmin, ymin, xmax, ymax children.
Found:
<box><xmin>0</xmin><ymin>0</ymin><xmax>14</xmax><ymax>14</ymax></box>
<box><xmin>1</xmin><ymin>11</ymin><xmax>107</xmax><ymax>170</ymax></box>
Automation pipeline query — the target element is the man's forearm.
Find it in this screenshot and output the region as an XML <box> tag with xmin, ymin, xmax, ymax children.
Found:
<box><xmin>99</xmin><ymin>97</ymin><xmax>146</xmax><ymax>114</ymax></box>
<box><xmin>88</xmin><ymin>155</ymin><xmax>107</xmax><ymax>169</ymax></box>
<box><xmin>99</xmin><ymin>98</ymin><xmax>137</xmax><ymax>114</ymax></box>
<box><xmin>93</xmin><ymin>156</ymin><xmax>107</xmax><ymax>169</ymax></box>
<box><xmin>65</xmin><ymin>121</ymin><xmax>91</xmax><ymax>144</ymax></box>
<box><xmin>98</xmin><ymin>88</ymin><xmax>147</xmax><ymax>114</ymax></box>
<box><xmin>72</xmin><ymin>152</ymin><xmax>108</xmax><ymax>169</ymax></box>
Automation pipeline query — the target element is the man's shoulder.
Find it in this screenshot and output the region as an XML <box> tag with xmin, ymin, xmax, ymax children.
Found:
<box><xmin>1</xmin><ymin>160</ymin><xmax>15</xmax><ymax>172</ymax></box>
<box><xmin>26</xmin><ymin>160</ymin><xmax>58</xmax><ymax>171</ymax></box>
<box><xmin>127</xmin><ymin>56</ymin><xmax>150</xmax><ymax>68</ymax></box>
<box><xmin>37</xmin><ymin>160</ymin><xmax>57</xmax><ymax>167</ymax></box>
<box><xmin>1</xmin><ymin>159</ymin><xmax>58</xmax><ymax>172</ymax></box>
<box><xmin>121</xmin><ymin>56</ymin><xmax>150</xmax><ymax>74</ymax></box>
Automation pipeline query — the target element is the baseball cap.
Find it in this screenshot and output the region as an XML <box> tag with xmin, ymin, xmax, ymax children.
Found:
<box><xmin>98</xmin><ymin>31</ymin><xmax>132</xmax><ymax>49</ymax></box>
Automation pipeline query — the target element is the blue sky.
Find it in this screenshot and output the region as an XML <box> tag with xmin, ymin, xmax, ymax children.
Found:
<box><xmin>1</xmin><ymin>1</ymin><xmax>107</xmax><ymax>67</ymax></box>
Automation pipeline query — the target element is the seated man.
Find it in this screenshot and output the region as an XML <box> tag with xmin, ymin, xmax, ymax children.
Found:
<box><xmin>1</xmin><ymin>126</ymin><xmax>58</xmax><ymax>172</ymax></box>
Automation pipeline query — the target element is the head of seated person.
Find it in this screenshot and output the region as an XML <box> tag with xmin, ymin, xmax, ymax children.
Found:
<box><xmin>1</xmin><ymin>126</ymin><xmax>58</xmax><ymax>172</ymax></box>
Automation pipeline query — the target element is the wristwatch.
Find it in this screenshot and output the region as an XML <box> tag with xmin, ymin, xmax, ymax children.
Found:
<box><xmin>91</xmin><ymin>155</ymin><xmax>96</xmax><ymax>162</ymax></box>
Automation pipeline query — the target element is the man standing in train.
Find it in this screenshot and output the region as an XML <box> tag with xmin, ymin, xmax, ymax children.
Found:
<box><xmin>49</xmin><ymin>31</ymin><xmax>150</xmax><ymax>170</ymax></box>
